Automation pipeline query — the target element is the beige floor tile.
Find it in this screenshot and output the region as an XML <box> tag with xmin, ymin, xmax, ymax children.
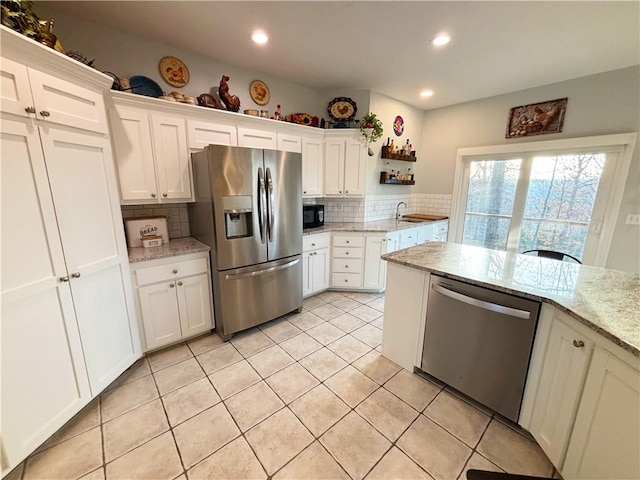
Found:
<box><xmin>352</xmin><ymin>350</ymin><xmax>401</xmax><ymax>385</ymax></box>
<box><xmin>326</xmin><ymin>334</ymin><xmax>371</xmax><ymax>363</ymax></box>
<box><xmin>366</xmin><ymin>297</ymin><xmax>385</xmax><ymax>313</ymax></box>
<box><xmin>302</xmin><ymin>296</ymin><xmax>326</xmax><ymax>310</ymax></box>
<box><xmin>305</xmin><ymin>322</ymin><xmax>346</xmax><ymax>345</ymax></box>
<box><xmin>366</xmin><ymin>447</ymin><xmax>433</xmax><ymax>480</ymax></box>
<box><xmin>196</xmin><ymin>343</ymin><xmax>243</xmax><ymax>374</ymax></box>
<box><xmin>299</xmin><ymin>348</ymin><xmax>348</xmax><ymax>381</ymax></box>
<box><xmin>105</xmin><ymin>431</ymin><xmax>182</xmax><ymax>480</ymax></box>
<box><xmin>329</xmin><ymin>312</ymin><xmax>366</xmax><ymax>332</ymax></box>
<box><xmin>106</xmin><ymin>357</ymin><xmax>151</xmax><ymax>391</ymax></box>
<box><xmin>351</xmin><ymin>324</ymin><xmax>383</xmax><ymax>348</ymax></box>
<box><xmin>279</xmin><ymin>333</ymin><xmax>322</xmax><ymax>360</ymax></box>
<box><xmin>79</xmin><ymin>466</ymin><xmax>105</xmax><ymax>479</ymax></box>
<box><xmin>24</xmin><ymin>427</ymin><xmax>103</xmax><ymax>480</ymax></box>
<box><xmin>350</xmin><ymin>304</ymin><xmax>383</xmax><ymax>322</ymax></box>
<box><xmin>100</xmin><ymin>375</ymin><xmax>158</xmax><ymax>422</ymax></box>
<box><xmin>320</xmin><ymin>411</ymin><xmax>391</xmax><ymax>480</ymax></box>
<box><xmin>424</xmin><ymin>390</ymin><xmax>491</xmax><ymax>447</ymax></box>
<box><xmin>147</xmin><ymin>343</ymin><xmax>193</xmax><ymax>372</ymax></box>
<box><xmin>309</xmin><ymin>303</ymin><xmax>345</xmax><ymax>321</ymax></box>
<box><xmin>153</xmin><ymin>357</ymin><xmax>204</xmax><ymax>395</ymax></box>
<box><xmin>457</xmin><ymin>452</ymin><xmax>504</xmax><ymax>480</ymax></box>
<box><xmin>325</xmin><ymin>365</ymin><xmax>379</xmax><ymax>408</ymax></box>
<box><xmin>162</xmin><ymin>377</ymin><xmax>221</xmax><ymax>426</ymax></box>
<box><xmin>245</xmin><ymin>408</ymin><xmax>314</xmax><ymax>475</ymax></box>
<box><xmin>38</xmin><ymin>398</ymin><xmax>100</xmax><ymax>451</ymax></box>
<box><xmin>397</xmin><ymin>415</ymin><xmax>471</xmax><ymax>480</ymax></box>
<box><xmin>315</xmin><ymin>291</ymin><xmax>345</xmax><ymax>303</ymax></box>
<box><xmin>273</xmin><ymin>441</ymin><xmax>350</xmax><ymax>480</ymax></box>
<box><xmin>208</xmin><ymin>360</ymin><xmax>261</xmax><ymax>399</ymax></box>
<box><xmin>370</xmin><ymin>316</ymin><xmax>384</xmax><ymax>329</ymax></box>
<box><xmin>344</xmin><ymin>292</ymin><xmax>379</xmax><ymax>304</ymax></box>
<box><xmin>356</xmin><ymin>388</ymin><xmax>419</xmax><ymax>441</ymax></box>
<box><xmin>103</xmin><ymin>398</ymin><xmax>169</xmax><ymax>462</ymax></box>
<box><xmin>384</xmin><ymin>370</ymin><xmax>441</xmax><ymax>411</ymax></box>
<box><xmin>231</xmin><ymin>329</ymin><xmax>275</xmax><ymax>357</ymax></box>
<box><xmin>290</xmin><ymin>384</ymin><xmax>351</xmax><ymax>437</ymax></box>
<box><xmin>286</xmin><ymin>311</ymin><xmax>325</xmax><ymax>331</ymax></box>
<box><xmin>477</xmin><ymin>420</ymin><xmax>554</xmax><ymax>477</ymax></box>
<box><xmin>225</xmin><ymin>381</ymin><xmax>284</xmax><ymax>431</ymax></box>
<box><xmin>330</xmin><ymin>297</ymin><xmax>361</xmax><ymax>312</ymax></box>
<box><xmin>260</xmin><ymin>319</ymin><xmax>302</xmax><ymax>343</ymax></box>
<box><xmin>188</xmin><ymin>437</ymin><xmax>266</xmax><ymax>480</ymax></box>
<box><xmin>187</xmin><ymin>332</ymin><xmax>224</xmax><ymax>356</ymax></box>
<box><xmin>173</xmin><ymin>403</ymin><xmax>240</xmax><ymax>468</ymax></box>
<box><xmin>247</xmin><ymin>345</ymin><xmax>295</xmax><ymax>378</ymax></box>
<box><xmin>266</xmin><ymin>363</ymin><xmax>319</xmax><ymax>404</ymax></box>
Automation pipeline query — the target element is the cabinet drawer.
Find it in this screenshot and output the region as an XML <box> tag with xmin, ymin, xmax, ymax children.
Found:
<box><xmin>136</xmin><ymin>257</ymin><xmax>208</xmax><ymax>286</ymax></box>
<box><xmin>332</xmin><ymin>246</ymin><xmax>363</xmax><ymax>259</ymax></box>
<box><xmin>332</xmin><ymin>258</ymin><xmax>362</xmax><ymax>274</ymax></box>
<box><xmin>332</xmin><ymin>272</ymin><xmax>362</xmax><ymax>288</ymax></box>
<box><xmin>333</xmin><ymin>235</ymin><xmax>363</xmax><ymax>248</ymax></box>
<box><xmin>434</xmin><ymin>222</ymin><xmax>448</xmax><ymax>235</ymax></box>
<box><xmin>303</xmin><ymin>233</ymin><xmax>330</xmax><ymax>252</ymax></box>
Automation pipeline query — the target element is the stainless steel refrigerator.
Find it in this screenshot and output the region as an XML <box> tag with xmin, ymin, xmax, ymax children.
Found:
<box><xmin>189</xmin><ymin>145</ymin><xmax>303</xmax><ymax>340</ymax></box>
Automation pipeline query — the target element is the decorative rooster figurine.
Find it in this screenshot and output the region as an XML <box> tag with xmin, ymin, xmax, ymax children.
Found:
<box><xmin>219</xmin><ymin>75</ymin><xmax>241</xmax><ymax>112</ymax></box>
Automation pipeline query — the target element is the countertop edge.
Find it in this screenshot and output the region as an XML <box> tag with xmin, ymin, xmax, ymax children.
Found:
<box><xmin>303</xmin><ymin>218</ymin><xmax>448</xmax><ymax>235</ymax></box>
<box><xmin>128</xmin><ymin>237</ymin><xmax>210</xmax><ymax>263</ymax></box>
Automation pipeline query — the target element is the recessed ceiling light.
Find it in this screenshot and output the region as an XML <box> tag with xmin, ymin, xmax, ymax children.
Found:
<box><xmin>251</xmin><ymin>31</ymin><xmax>269</xmax><ymax>45</ymax></box>
<box><xmin>430</xmin><ymin>34</ymin><xmax>451</xmax><ymax>47</ymax></box>
<box><xmin>420</xmin><ymin>90</ymin><xmax>434</xmax><ymax>97</ymax></box>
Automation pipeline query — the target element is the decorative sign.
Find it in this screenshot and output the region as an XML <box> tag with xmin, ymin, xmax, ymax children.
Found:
<box><xmin>506</xmin><ymin>98</ymin><xmax>568</xmax><ymax>138</ymax></box>
<box><xmin>393</xmin><ymin>115</ymin><xmax>404</xmax><ymax>136</ymax></box>
<box><xmin>159</xmin><ymin>56</ymin><xmax>190</xmax><ymax>88</ymax></box>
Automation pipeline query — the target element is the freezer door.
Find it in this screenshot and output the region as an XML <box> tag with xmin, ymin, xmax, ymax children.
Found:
<box><xmin>264</xmin><ymin>149</ymin><xmax>303</xmax><ymax>261</ymax></box>
<box><xmin>208</xmin><ymin>145</ymin><xmax>267</xmax><ymax>270</ymax></box>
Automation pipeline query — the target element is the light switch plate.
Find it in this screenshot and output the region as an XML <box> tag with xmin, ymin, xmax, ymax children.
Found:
<box><xmin>625</xmin><ymin>214</ymin><xmax>640</xmax><ymax>225</ymax></box>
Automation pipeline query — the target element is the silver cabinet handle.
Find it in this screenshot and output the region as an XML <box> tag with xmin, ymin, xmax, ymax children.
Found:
<box><xmin>39</xmin><ymin>110</ymin><xmax>50</xmax><ymax>117</ymax></box>
<box><xmin>573</xmin><ymin>339</ymin><xmax>585</xmax><ymax>348</ymax></box>
<box><xmin>162</xmin><ymin>193</ymin><xmax>168</xmax><ymax>198</ymax></box>
<box><xmin>25</xmin><ymin>106</ymin><xmax>36</xmax><ymax>114</ymax></box>
<box><xmin>151</xmin><ymin>193</ymin><xmax>157</xmax><ymax>198</ymax></box>
<box><xmin>172</xmin><ymin>269</ymin><xmax>178</xmax><ymax>274</ymax></box>
<box><xmin>266</xmin><ymin>167</ymin><xmax>275</xmax><ymax>242</ymax></box>
<box><xmin>178</xmin><ymin>281</ymin><xmax>183</xmax><ymax>286</ymax></box>
<box><xmin>59</xmin><ymin>276</ymin><xmax>70</xmax><ymax>282</ymax></box>
<box><xmin>71</xmin><ymin>272</ymin><xmax>81</xmax><ymax>278</ymax></box>
<box><xmin>169</xmin><ymin>283</ymin><xmax>175</xmax><ymax>288</ymax></box>
<box><xmin>226</xmin><ymin>258</ymin><xmax>299</xmax><ymax>280</ymax></box>
<box><xmin>431</xmin><ymin>283</ymin><xmax>531</xmax><ymax>319</ymax></box>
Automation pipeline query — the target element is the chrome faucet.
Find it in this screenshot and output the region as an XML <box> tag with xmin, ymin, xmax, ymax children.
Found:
<box><xmin>396</xmin><ymin>202</ymin><xmax>407</xmax><ymax>220</ymax></box>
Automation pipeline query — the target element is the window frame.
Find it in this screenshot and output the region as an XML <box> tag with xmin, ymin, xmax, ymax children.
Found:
<box><xmin>450</xmin><ymin>133</ymin><xmax>637</xmax><ymax>266</ymax></box>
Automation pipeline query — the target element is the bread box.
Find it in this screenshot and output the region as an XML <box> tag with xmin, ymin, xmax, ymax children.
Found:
<box><xmin>124</xmin><ymin>216</ymin><xmax>169</xmax><ymax>247</ymax></box>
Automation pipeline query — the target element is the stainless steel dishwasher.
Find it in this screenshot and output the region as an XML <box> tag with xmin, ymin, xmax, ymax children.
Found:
<box><xmin>421</xmin><ymin>274</ymin><xmax>540</xmax><ymax>422</ymax></box>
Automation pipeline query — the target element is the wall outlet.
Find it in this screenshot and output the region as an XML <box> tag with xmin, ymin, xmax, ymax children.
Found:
<box><xmin>337</xmin><ymin>202</ymin><xmax>343</xmax><ymax>212</ymax></box>
<box><xmin>625</xmin><ymin>214</ymin><xmax>640</xmax><ymax>225</ymax></box>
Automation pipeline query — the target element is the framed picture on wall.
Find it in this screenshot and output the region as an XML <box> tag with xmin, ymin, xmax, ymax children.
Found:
<box><xmin>506</xmin><ymin>98</ymin><xmax>568</xmax><ymax>138</ymax></box>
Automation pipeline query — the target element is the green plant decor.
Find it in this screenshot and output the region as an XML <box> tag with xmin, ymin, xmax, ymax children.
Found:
<box><xmin>360</xmin><ymin>112</ymin><xmax>384</xmax><ymax>156</ymax></box>
<box><xmin>1</xmin><ymin>0</ymin><xmax>42</xmax><ymax>39</ymax></box>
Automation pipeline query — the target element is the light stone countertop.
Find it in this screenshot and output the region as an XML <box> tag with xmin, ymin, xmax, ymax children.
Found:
<box><xmin>382</xmin><ymin>242</ymin><xmax>640</xmax><ymax>356</ymax></box>
<box><xmin>303</xmin><ymin>218</ymin><xmax>448</xmax><ymax>235</ymax></box>
<box><xmin>128</xmin><ymin>237</ymin><xmax>210</xmax><ymax>263</ymax></box>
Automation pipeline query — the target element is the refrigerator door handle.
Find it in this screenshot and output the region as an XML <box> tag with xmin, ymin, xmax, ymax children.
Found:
<box><xmin>224</xmin><ymin>258</ymin><xmax>300</xmax><ymax>280</ymax></box>
<box><xmin>258</xmin><ymin>167</ymin><xmax>267</xmax><ymax>244</ymax></box>
<box><xmin>266</xmin><ymin>167</ymin><xmax>275</xmax><ymax>242</ymax></box>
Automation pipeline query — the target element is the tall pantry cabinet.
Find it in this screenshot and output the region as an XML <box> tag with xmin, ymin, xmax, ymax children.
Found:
<box><xmin>0</xmin><ymin>27</ymin><xmax>140</xmax><ymax>473</ymax></box>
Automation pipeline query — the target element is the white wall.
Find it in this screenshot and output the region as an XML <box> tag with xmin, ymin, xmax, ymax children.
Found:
<box><xmin>418</xmin><ymin>67</ymin><xmax>640</xmax><ymax>272</ymax></box>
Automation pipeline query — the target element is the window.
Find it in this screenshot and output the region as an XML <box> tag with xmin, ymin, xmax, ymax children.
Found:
<box><xmin>450</xmin><ymin>134</ymin><xmax>636</xmax><ymax>266</ymax></box>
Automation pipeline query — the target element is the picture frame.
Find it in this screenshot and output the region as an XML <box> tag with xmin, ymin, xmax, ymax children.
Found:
<box><xmin>159</xmin><ymin>56</ymin><xmax>189</xmax><ymax>88</ymax></box>
<box><xmin>250</xmin><ymin>79</ymin><xmax>270</xmax><ymax>105</ymax></box>
<box><xmin>506</xmin><ymin>98</ymin><xmax>568</xmax><ymax>138</ymax></box>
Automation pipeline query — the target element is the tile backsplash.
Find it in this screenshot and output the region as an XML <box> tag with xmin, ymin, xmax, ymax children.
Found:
<box><xmin>121</xmin><ymin>204</ymin><xmax>190</xmax><ymax>239</ymax></box>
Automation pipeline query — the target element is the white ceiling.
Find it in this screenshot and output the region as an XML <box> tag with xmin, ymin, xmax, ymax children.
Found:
<box><xmin>41</xmin><ymin>1</ymin><xmax>639</xmax><ymax>110</ymax></box>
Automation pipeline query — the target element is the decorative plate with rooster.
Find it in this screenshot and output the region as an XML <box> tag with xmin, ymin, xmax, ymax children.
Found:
<box><xmin>328</xmin><ymin>97</ymin><xmax>357</xmax><ymax>121</ymax></box>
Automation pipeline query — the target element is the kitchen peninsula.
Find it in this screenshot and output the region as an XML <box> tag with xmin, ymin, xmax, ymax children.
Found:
<box><xmin>381</xmin><ymin>242</ymin><xmax>640</xmax><ymax>480</ymax></box>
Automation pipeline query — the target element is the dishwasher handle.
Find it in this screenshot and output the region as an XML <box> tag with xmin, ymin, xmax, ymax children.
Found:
<box><xmin>432</xmin><ymin>283</ymin><xmax>531</xmax><ymax>320</ymax></box>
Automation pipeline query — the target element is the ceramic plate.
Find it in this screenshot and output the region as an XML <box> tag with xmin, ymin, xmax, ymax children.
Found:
<box><xmin>250</xmin><ymin>79</ymin><xmax>270</xmax><ymax>105</ymax></box>
<box><xmin>129</xmin><ymin>76</ymin><xmax>163</xmax><ymax>98</ymax></box>
<box><xmin>159</xmin><ymin>56</ymin><xmax>190</xmax><ymax>88</ymax></box>
<box><xmin>328</xmin><ymin>97</ymin><xmax>357</xmax><ymax>121</ymax></box>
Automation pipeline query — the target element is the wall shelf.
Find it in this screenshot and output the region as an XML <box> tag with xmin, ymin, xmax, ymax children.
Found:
<box><xmin>379</xmin><ymin>172</ymin><xmax>415</xmax><ymax>185</ymax></box>
<box><xmin>381</xmin><ymin>145</ymin><xmax>417</xmax><ymax>162</ymax></box>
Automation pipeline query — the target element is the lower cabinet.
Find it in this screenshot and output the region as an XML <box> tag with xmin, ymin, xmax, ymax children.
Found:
<box><xmin>331</xmin><ymin>233</ymin><xmax>364</xmax><ymax>289</ymax></box>
<box><xmin>363</xmin><ymin>234</ymin><xmax>388</xmax><ymax>291</ymax></box>
<box><xmin>302</xmin><ymin>233</ymin><xmax>330</xmax><ymax>297</ymax></box>
<box><xmin>131</xmin><ymin>252</ymin><xmax>214</xmax><ymax>352</ymax></box>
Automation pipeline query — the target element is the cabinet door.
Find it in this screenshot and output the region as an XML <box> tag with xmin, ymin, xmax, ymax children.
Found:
<box><xmin>277</xmin><ymin>133</ymin><xmax>302</xmax><ymax>153</ymax></box>
<box><xmin>302</xmin><ymin>251</ymin><xmax>313</xmax><ymax>297</ymax></box>
<box><xmin>324</xmin><ymin>139</ymin><xmax>345</xmax><ymax>196</ymax></box>
<box><xmin>386</xmin><ymin>232</ymin><xmax>400</xmax><ymax>253</ymax></box>
<box><xmin>151</xmin><ymin>114</ymin><xmax>192</xmax><ymax>201</ymax></box>
<box><xmin>109</xmin><ymin>106</ymin><xmax>158</xmax><ymax>202</ymax></box>
<box><xmin>27</xmin><ymin>69</ymin><xmax>108</xmax><ymax>133</ymax></box>
<box><xmin>39</xmin><ymin>128</ymin><xmax>140</xmax><ymax>393</ymax></box>
<box><xmin>343</xmin><ymin>139</ymin><xmax>365</xmax><ymax>196</ymax></box>
<box><xmin>177</xmin><ymin>273</ymin><xmax>214</xmax><ymax>338</ymax></box>
<box><xmin>416</xmin><ymin>224</ymin><xmax>436</xmax><ymax>244</ymax></box>
<box><xmin>530</xmin><ymin>318</ymin><xmax>594</xmax><ymax>468</ymax></box>
<box><xmin>0</xmin><ymin>57</ymin><xmax>35</xmax><ymax>118</ymax></box>
<box><xmin>237</xmin><ymin>127</ymin><xmax>277</xmax><ymax>149</ymax></box>
<box><xmin>311</xmin><ymin>248</ymin><xmax>330</xmax><ymax>294</ymax></box>
<box><xmin>562</xmin><ymin>348</ymin><xmax>640</xmax><ymax>480</ymax></box>
<box><xmin>363</xmin><ymin>235</ymin><xmax>387</xmax><ymax>290</ymax></box>
<box><xmin>1</xmin><ymin>116</ymin><xmax>90</xmax><ymax>469</ymax></box>
<box><xmin>139</xmin><ymin>282</ymin><xmax>182</xmax><ymax>350</ymax></box>
<box><xmin>302</xmin><ymin>136</ymin><xmax>323</xmax><ymax>197</ymax></box>
<box><xmin>187</xmin><ymin>120</ymin><xmax>237</xmax><ymax>149</ymax></box>
<box><xmin>399</xmin><ymin>228</ymin><xmax>418</xmax><ymax>249</ymax></box>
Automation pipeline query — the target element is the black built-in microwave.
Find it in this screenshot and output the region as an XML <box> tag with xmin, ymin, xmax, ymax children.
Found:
<box><xmin>303</xmin><ymin>205</ymin><xmax>324</xmax><ymax>229</ymax></box>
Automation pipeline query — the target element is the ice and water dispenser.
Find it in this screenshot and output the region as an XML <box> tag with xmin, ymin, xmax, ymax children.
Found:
<box><xmin>223</xmin><ymin>195</ymin><xmax>253</xmax><ymax>239</ymax></box>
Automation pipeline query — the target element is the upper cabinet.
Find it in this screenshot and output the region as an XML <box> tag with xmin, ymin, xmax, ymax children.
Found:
<box><xmin>324</xmin><ymin>132</ymin><xmax>366</xmax><ymax>197</ymax></box>
<box><xmin>302</xmin><ymin>134</ymin><xmax>324</xmax><ymax>197</ymax></box>
<box><xmin>237</xmin><ymin>126</ymin><xmax>277</xmax><ymax>149</ymax></box>
<box><xmin>187</xmin><ymin>120</ymin><xmax>237</xmax><ymax>150</ymax></box>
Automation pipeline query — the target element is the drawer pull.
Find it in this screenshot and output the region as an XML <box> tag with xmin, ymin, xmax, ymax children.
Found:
<box><xmin>59</xmin><ymin>276</ymin><xmax>70</xmax><ymax>282</ymax></box>
<box><xmin>346</xmin><ymin>240</ymin><xmax>349</xmax><ymax>244</ymax></box>
<box><xmin>345</xmin><ymin>265</ymin><xmax>349</xmax><ymax>268</ymax></box>
<box><xmin>346</xmin><ymin>252</ymin><xmax>349</xmax><ymax>255</ymax></box>
<box><xmin>178</xmin><ymin>281</ymin><xmax>183</xmax><ymax>286</ymax></box>
<box><xmin>25</xmin><ymin>106</ymin><xmax>36</xmax><ymax>114</ymax></box>
<box><xmin>173</xmin><ymin>269</ymin><xmax>178</xmax><ymax>274</ymax></box>
<box><xmin>163</xmin><ymin>193</ymin><xmax>168</xmax><ymax>198</ymax></box>
<box><xmin>71</xmin><ymin>272</ymin><xmax>81</xmax><ymax>278</ymax></box>
<box><xmin>303</xmin><ymin>191</ymin><xmax>307</xmax><ymax>194</ymax></box>
<box><xmin>39</xmin><ymin>110</ymin><xmax>50</xmax><ymax>117</ymax></box>
<box><xmin>311</xmin><ymin>243</ymin><xmax>315</xmax><ymax>247</ymax></box>
<box><xmin>151</xmin><ymin>193</ymin><xmax>157</xmax><ymax>198</ymax></box>
<box><xmin>344</xmin><ymin>279</ymin><xmax>348</xmax><ymax>283</ymax></box>
<box><xmin>169</xmin><ymin>283</ymin><xmax>175</xmax><ymax>288</ymax></box>
<box><xmin>573</xmin><ymin>339</ymin><xmax>585</xmax><ymax>348</ymax></box>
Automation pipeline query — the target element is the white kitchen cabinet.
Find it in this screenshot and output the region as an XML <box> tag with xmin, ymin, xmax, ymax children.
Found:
<box><xmin>302</xmin><ymin>135</ymin><xmax>324</xmax><ymax>197</ymax></box>
<box><xmin>277</xmin><ymin>133</ymin><xmax>302</xmax><ymax>153</ymax></box>
<box><xmin>562</xmin><ymin>347</ymin><xmax>640</xmax><ymax>480</ymax></box>
<box><xmin>416</xmin><ymin>224</ymin><xmax>436</xmax><ymax>245</ymax></box>
<box><xmin>399</xmin><ymin>227</ymin><xmax>419</xmax><ymax>249</ymax></box>
<box><xmin>385</xmin><ymin>231</ymin><xmax>401</xmax><ymax>253</ymax></box>
<box><xmin>363</xmin><ymin>234</ymin><xmax>388</xmax><ymax>291</ymax></box>
<box><xmin>331</xmin><ymin>233</ymin><xmax>364</xmax><ymax>288</ymax></box>
<box><xmin>238</xmin><ymin>126</ymin><xmax>278</xmax><ymax>149</ymax></box>
<box><xmin>131</xmin><ymin>253</ymin><xmax>214</xmax><ymax>351</ymax></box>
<box><xmin>529</xmin><ymin>315</ymin><xmax>594</xmax><ymax>468</ymax></box>
<box><xmin>302</xmin><ymin>233</ymin><xmax>330</xmax><ymax>297</ymax></box>
<box><xmin>324</xmin><ymin>133</ymin><xmax>366</xmax><ymax>197</ymax></box>
<box><xmin>151</xmin><ymin>114</ymin><xmax>191</xmax><ymax>200</ymax></box>
<box><xmin>187</xmin><ymin>119</ymin><xmax>237</xmax><ymax>149</ymax></box>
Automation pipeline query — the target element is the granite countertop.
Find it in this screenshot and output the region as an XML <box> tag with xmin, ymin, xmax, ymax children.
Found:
<box><xmin>303</xmin><ymin>217</ymin><xmax>448</xmax><ymax>235</ymax></box>
<box><xmin>382</xmin><ymin>242</ymin><xmax>640</xmax><ymax>357</ymax></box>
<box><xmin>128</xmin><ymin>237</ymin><xmax>210</xmax><ymax>263</ymax></box>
